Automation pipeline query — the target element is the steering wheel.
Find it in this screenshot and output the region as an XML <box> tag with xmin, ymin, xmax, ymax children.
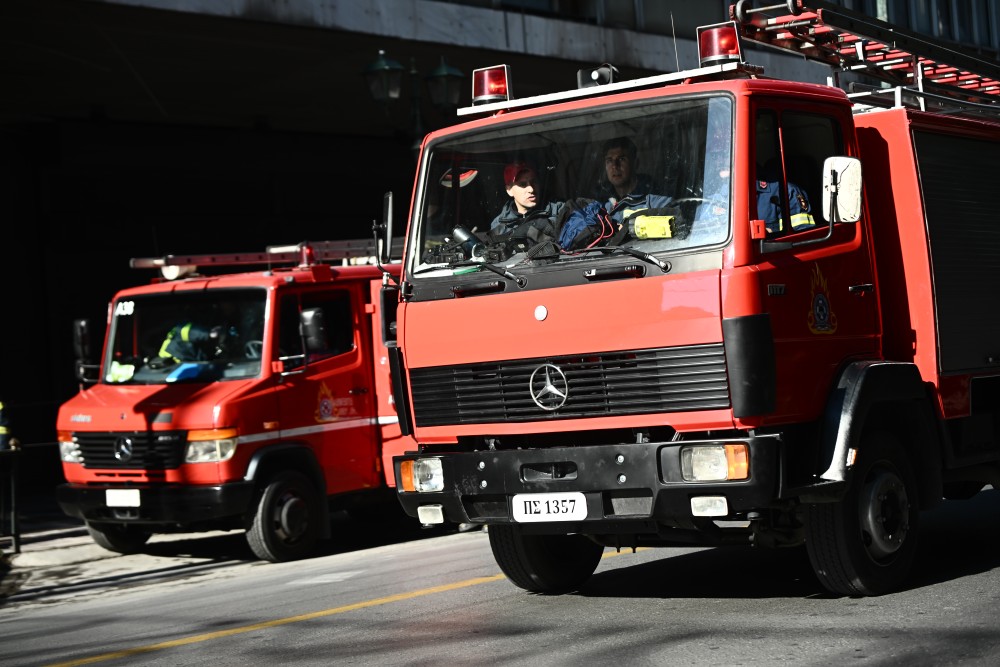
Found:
<box><xmin>245</xmin><ymin>340</ymin><xmax>264</xmax><ymax>359</ymax></box>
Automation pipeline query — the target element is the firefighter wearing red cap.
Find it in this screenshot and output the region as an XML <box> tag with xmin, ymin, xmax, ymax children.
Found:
<box><xmin>489</xmin><ymin>161</ymin><xmax>563</xmax><ymax>235</ymax></box>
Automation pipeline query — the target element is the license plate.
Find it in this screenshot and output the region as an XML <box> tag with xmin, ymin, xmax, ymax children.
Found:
<box><xmin>106</xmin><ymin>488</ymin><xmax>141</xmax><ymax>508</ymax></box>
<box><xmin>512</xmin><ymin>492</ymin><xmax>587</xmax><ymax>523</ymax></box>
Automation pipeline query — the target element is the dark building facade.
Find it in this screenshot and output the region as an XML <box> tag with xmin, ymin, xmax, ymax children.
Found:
<box><xmin>2</xmin><ymin>0</ymin><xmax>998</xmax><ymax>466</ymax></box>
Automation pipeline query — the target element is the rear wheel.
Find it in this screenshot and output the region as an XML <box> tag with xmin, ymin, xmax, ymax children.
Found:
<box><xmin>86</xmin><ymin>522</ymin><xmax>152</xmax><ymax>554</ymax></box>
<box><xmin>246</xmin><ymin>471</ymin><xmax>321</xmax><ymax>562</ymax></box>
<box><xmin>488</xmin><ymin>524</ymin><xmax>604</xmax><ymax>594</ymax></box>
<box><xmin>805</xmin><ymin>431</ymin><xmax>919</xmax><ymax>596</ymax></box>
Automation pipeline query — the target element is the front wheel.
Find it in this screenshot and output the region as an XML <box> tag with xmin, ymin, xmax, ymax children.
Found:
<box><xmin>488</xmin><ymin>524</ymin><xmax>604</xmax><ymax>594</ymax></box>
<box><xmin>246</xmin><ymin>471</ymin><xmax>322</xmax><ymax>562</ymax></box>
<box><xmin>86</xmin><ymin>522</ymin><xmax>152</xmax><ymax>554</ymax></box>
<box><xmin>805</xmin><ymin>432</ymin><xmax>919</xmax><ymax>596</ymax></box>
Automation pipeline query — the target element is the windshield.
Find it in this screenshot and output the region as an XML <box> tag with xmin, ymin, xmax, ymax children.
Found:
<box><xmin>103</xmin><ymin>288</ymin><xmax>267</xmax><ymax>384</ymax></box>
<box><xmin>410</xmin><ymin>94</ymin><xmax>732</xmax><ymax>280</ymax></box>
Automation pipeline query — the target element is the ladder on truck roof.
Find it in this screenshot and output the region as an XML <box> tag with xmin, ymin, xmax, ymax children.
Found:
<box><xmin>732</xmin><ymin>0</ymin><xmax>1000</xmax><ymax>118</ymax></box>
<box><xmin>130</xmin><ymin>238</ymin><xmax>403</xmax><ymax>276</ymax></box>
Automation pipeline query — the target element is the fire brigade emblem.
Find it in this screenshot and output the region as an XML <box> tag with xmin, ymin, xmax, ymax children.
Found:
<box><xmin>529</xmin><ymin>364</ymin><xmax>569</xmax><ymax>411</ymax></box>
<box><xmin>807</xmin><ymin>264</ymin><xmax>838</xmax><ymax>334</ymax></box>
<box><xmin>315</xmin><ymin>382</ymin><xmax>337</xmax><ymax>422</ymax></box>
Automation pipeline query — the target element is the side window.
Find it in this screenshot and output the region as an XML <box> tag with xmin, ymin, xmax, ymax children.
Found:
<box><xmin>301</xmin><ymin>290</ymin><xmax>356</xmax><ymax>358</ymax></box>
<box><xmin>755</xmin><ymin>108</ymin><xmax>843</xmax><ymax>236</ymax></box>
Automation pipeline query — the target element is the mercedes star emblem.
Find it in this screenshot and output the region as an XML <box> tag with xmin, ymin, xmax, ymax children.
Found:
<box><xmin>114</xmin><ymin>436</ymin><xmax>135</xmax><ymax>463</ymax></box>
<box><xmin>529</xmin><ymin>364</ymin><xmax>569</xmax><ymax>411</ymax></box>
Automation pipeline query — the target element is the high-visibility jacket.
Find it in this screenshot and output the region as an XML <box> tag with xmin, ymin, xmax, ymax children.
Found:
<box><xmin>158</xmin><ymin>323</ymin><xmax>214</xmax><ymax>362</ymax></box>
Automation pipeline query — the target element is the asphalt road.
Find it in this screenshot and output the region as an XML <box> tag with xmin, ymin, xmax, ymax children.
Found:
<box><xmin>3</xmin><ymin>490</ymin><xmax>1000</xmax><ymax>666</ymax></box>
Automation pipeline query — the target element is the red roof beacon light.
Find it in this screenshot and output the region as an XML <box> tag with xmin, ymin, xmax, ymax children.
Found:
<box><xmin>472</xmin><ymin>65</ymin><xmax>511</xmax><ymax>105</ymax></box>
<box><xmin>697</xmin><ymin>22</ymin><xmax>744</xmax><ymax>67</ymax></box>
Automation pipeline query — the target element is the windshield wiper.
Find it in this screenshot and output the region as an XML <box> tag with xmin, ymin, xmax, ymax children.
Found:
<box><xmin>477</xmin><ymin>261</ymin><xmax>526</xmax><ymax>287</ymax></box>
<box><xmin>581</xmin><ymin>244</ymin><xmax>671</xmax><ymax>272</ymax></box>
<box><xmin>414</xmin><ymin>260</ymin><xmax>526</xmax><ymax>287</ymax></box>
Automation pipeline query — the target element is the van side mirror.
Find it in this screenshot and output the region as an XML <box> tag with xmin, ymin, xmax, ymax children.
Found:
<box><xmin>73</xmin><ymin>319</ymin><xmax>94</xmax><ymax>362</ymax></box>
<box><xmin>72</xmin><ymin>319</ymin><xmax>100</xmax><ymax>384</ymax></box>
<box><xmin>300</xmin><ymin>308</ymin><xmax>329</xmax><ymax>354</ymax></box>
<box><xmin>822</xmin><ymin>156</ymin><xmax>862</xmax><ymax>223</ymax></box>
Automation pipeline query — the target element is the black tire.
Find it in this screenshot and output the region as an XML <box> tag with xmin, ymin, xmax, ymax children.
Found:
<box><xmin>488</xmin><ymin>524</ymin><xmax>604</xmax><ymax>594</ymax></box>
<box><xmin>805</xmin><ymin>432</ymin><xmax>919</xmax><ymax>596</ymax></box>
<box><xmin>86</xmin><ymin>522</ymin><xmax>152</xmax><ymax>554</ymax></box>
<box><xmin>246</xmin><ymin>470</ymin><xmax>321</xmax><ymax>562</ymax></box>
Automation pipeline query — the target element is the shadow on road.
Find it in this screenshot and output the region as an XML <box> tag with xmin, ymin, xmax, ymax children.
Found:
<box><xmin>579</xmin><ymin>488</ymin><xmax>1000</xmax><ymax>599</ymax></box>
<box><xmin>139</xmin><ymin>510</ymin><xmax>452</xmax><ymax>562</ymax></box>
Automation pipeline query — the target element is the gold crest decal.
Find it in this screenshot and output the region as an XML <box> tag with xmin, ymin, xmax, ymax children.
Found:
<box><xmin>315</xmin><ymin>383</ymin><xmax>336</xmax><ymax>422</ymax></box>
<box><xmin>807</xmin><ymin>264</ymin><xmax>838</xmax><ymax>334</ymax></box>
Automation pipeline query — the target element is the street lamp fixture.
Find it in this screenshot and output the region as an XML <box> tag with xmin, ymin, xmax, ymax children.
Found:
<box><xmin>364</xmin><ymin>49</ymin><xmax>404</xmax><ymax>103</ymax></box>
<box><xmin>426</xmin><ymin>56</ymin><xmax>464</xmax><ymax>110</ymax></box>
<box><xmin>364</xmin><ymin>50</ymin><xmax>464</xmax><ymax>160</ymax></box>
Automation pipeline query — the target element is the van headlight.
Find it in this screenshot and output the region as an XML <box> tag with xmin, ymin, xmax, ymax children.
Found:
<box><xmin>185</xmin><ymin>429</ymin><xmax>238</xmax><ymax>463</ymax></box>
<box><xmin>57</xmin><ymin>431</ymin><xmax>84</xmax><ymax>463</ymax></box>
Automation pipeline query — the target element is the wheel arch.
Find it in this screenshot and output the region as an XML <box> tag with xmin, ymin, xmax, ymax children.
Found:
<box><xmin>244</xmin><ymin>443</ymin><xmax>330</xmax><ymax>537</ymax></box>
<box><xmin>819</xmin><ymin>360</ymin><xmax>943</xmax><ymax>509</ymax></box>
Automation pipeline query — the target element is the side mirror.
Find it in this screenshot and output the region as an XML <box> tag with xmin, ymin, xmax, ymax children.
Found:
<box><xmin>380</xmin><ymin>285</ymin><xmax>400</xmax><ymax>345</ymax></box>
<box><xmin>822</xmin><ymin>156</ymin><xmax>862</xmax><ymax>223</ymax></box>
<box><xmin>378</xmin><ymin>191</ymin><xmax>395</xmax><ymax>265</ymax></box>
<box><xmin>300</xmin><ymin>308</ymin><xmax>329</xmax><ymax>354</ymax></box>
<box><xmin>73</xmin><ymin>319</ymin><xmax>94</xmax><ymax>362</ymax></box>
<box><xmin>72</xmin><ymin>318</ymin><xmax>101</xmax><ymax>384</ymax></box>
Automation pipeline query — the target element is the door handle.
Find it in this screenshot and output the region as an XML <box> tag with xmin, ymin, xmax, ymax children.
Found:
<box><xmin>849</xmin><ymin>284</ymin><xmax>874</xmax><ymax>294</ymax></box>
<box><xmin>349</xmin><ymin>387</ymin><xmax>369</xmax><ymax>395</ymax></box>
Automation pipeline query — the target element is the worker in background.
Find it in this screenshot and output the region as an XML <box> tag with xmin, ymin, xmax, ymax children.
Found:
<box><xmin>0</xmin><ymin>399</ymin><xmax>11</xmax><ymax>451</ymax></box>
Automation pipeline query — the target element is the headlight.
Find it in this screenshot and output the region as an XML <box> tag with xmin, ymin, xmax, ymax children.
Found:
<box><xmin>680</xmin><ymin>443</ymin><xmax>749</xmax><ymax>481</ymax></box>
<box><xmin>185</xmin><ymin>428</ymin><xmax>238</xmax><ymax>463</ymax></box>
<box><xmin>399</xmin><ymin>458</ymin><xmax>444</xmax><ymax>492</ymax></box>
<box><xmin>57</xmin><ymin>431</ymin><xmax>83</xmax><ymax>463</ymax></box>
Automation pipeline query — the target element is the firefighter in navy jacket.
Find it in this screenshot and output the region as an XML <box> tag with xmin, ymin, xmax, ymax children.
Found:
<box><xmin>757</xmin><ymin>162</ymin><xmax>816</xmax><ymax>233</ymax></box>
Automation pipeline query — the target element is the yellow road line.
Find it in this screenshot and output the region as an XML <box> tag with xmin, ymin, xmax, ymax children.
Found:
<box><xmin>45</xmin><ymin>547</ymin><xmax>648</xmax><ymax>666</ymax></box>
<box><xmin>45</xmin><ymin>574</ymin><xmax>506</xmax><ymax>667</ymax></box>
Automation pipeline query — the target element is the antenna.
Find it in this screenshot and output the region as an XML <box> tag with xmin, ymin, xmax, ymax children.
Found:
<box><xmin>670</xmin><ymin>12</ymin><xmax>680</xmax><ymax>72</ymax></box>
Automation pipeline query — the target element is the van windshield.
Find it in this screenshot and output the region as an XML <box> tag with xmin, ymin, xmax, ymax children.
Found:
<box><xmin>410</xmin><ymin>95</ymin><xmax>732</xmax><ymax>280</ymax></box>
<box><xmin>102</xmin><ymin>289</ymin><xmax>267</xmax><ymax>384</ymax></box>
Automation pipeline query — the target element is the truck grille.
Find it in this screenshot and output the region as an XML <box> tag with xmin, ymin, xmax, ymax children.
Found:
<box><xmin>73</xmin><ymin>431</ymin><xmax>186</xmax><ymax>469</ymax></box>
<box><xmin>410</xmin><ymin>344</ymin><xmax>730</xmax><ymax>427</ymax></box>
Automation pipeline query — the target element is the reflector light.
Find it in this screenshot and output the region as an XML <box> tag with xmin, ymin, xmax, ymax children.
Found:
<box><xmin>697</xmin><ymin>22</ymin><xmax>743</xmax><ymax>67</ymax></box>
<box><xmin>472</xmin><ymin>65</ymin><xmax>511</xmax><ymax>105</ymax></box>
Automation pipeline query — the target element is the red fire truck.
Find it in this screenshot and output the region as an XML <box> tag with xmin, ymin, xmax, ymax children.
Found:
<box><xmin>56</xmin><ymin>239</ymin><xmax>414</xmax><ymax>562</ymax></box>
<box><xmin>384</xmin><ymin>0</ymin><xmax>1000</xmax><ymax>596</ymax></box>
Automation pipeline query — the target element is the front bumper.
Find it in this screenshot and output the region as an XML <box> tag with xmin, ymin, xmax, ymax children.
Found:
<box><xmin>57</xmin><ymin>481</ymin><xmax>255</xmax><ymax>527</ymax></box>
<box><xmin>394</xmin><ymin>435</ymin><xmax>781</xmax><ymax>536</ymax></box>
